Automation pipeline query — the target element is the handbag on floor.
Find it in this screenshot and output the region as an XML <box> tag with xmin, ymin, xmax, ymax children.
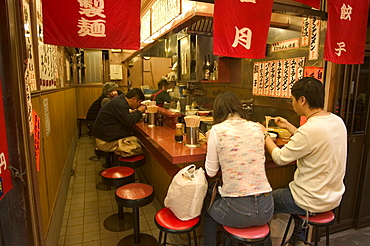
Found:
<box><xmin>164</xmin><ymin>164</ymin><xmax>208</xmax><ymax>221</ymax></box>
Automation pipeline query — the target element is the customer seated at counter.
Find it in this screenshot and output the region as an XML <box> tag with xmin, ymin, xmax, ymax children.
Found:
<box><xmin>92</xmin><ymin>88</ymin><xmax>146</xmax><ymax>157</ymax></box>
<box><xmin>85</xmin><ymin>82</ymin><xmax>120</xmax><ymax>129</ymax></box>
<box><xmin>203</xmin><ymin>91</ymin><xmax>273</xmax><ymax>246</ymax></box>
<box><xmin>261</xmin><ymin>77</ymin><xmax>347</xmax><ymax>243</ymax></box>
<box><xmin>150</xmin><ymin>78</ymin><xmax>172</xmax><ymax>107</ymax></box>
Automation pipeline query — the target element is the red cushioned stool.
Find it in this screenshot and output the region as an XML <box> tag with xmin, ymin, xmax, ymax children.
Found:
<box><xmin>155</xmin><ymin>207</ymin><xmax>200</xmax><ymax>246</ymax></box>
<box><xmin>118</xmin><ymin>154</ymin><xmax>146</xmax><ymax>169</ymax></box>
<box><xmin>222</xmin><ymin>224</ymin><xmax>270</xmax><ymax>246</ymax></box>
<box><xmin>101</xmin><ymin>166</ymin><xmax>136</xmax><ymax>232</ymax></box>
<box><xmin>116</xmin><ymin>183</ymin><xmax>157</xmax><ymax>246</ymax></box>
<box><xmin>281</xmin><ymin>211</ymin><xmax>335</xmax><ymax>246</ymax></box>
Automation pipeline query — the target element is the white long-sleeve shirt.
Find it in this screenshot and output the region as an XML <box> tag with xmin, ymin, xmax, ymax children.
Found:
<box><xmin>272</xmin><ymin>113</ymin><xmax>347</xmax><ymax>212</ymax></box>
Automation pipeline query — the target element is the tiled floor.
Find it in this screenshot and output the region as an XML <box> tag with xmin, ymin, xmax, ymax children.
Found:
<box><xmin>58</xmin><ymin>135</ymin><xmax>370</xmax><ymax>246</ymax></box>
<box><xmin>58</xmin><ymin>135</ymin><xmax>164</xmax><ymax>246</ymax></box>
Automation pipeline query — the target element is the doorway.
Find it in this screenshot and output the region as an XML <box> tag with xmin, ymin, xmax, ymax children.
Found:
<box><xmin>332</xmin><ymin>56</ymin><xmax>370</xmax><ymax>231</ymax></box>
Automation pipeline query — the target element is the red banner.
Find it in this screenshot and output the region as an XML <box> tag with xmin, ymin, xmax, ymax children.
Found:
<box><xmin>213</xmin><ymin>0</ymin><xmax>273</xmax><ymax>59</ymax></box>
<box><xmin>324</xmin><ymin>0</ymin><xmax>369</xmax><ymax>64</ymax></box>
<box><xmin>0</xmin><ymin>79</ymin><xmax>13</xmax><ymax>200</ymax></box>
<box><xmin>293</xmin><ymin>0</ymin><xmax>320</xmax><ymax>9</ymax></box>
<box><xmin>42</xmin><ymin>0</ymin><xmax>141</xmax><ymax>50</ymax></box>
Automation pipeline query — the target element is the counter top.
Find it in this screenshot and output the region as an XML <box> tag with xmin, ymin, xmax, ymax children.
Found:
<box><xmin>134</xmin><ymin>121</ymin><xmax>207</xmax><ymax>164</ymax></box>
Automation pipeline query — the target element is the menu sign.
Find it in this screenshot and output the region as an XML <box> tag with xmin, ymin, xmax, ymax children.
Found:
<box><xmin>253</xmin><ymin>57</ymin><xmax>305</xmax><ymax>98</ymax></box>
<box><xmin>0</xmin><ymin>79</ymin><xmax>13</xmax><ymax>200</ymax></box>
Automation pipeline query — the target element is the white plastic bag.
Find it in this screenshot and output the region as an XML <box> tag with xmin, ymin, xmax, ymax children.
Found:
<box><xmin>164</xmin><ymin>164</ymin><xmax>208</xmax><ymax>221</ymax></box>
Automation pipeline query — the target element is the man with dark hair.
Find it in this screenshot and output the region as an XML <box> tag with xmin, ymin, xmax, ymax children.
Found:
<box><xmin>92</xmin><ymin>88</ymin><xmax>146</xmax><ymax>156</ymax></box>
<box><xmin>261</xmin><ymin>77</ymin><xmax>347</xmax><ymax>244</ymax></box>
<box><xmin>150</xmin><ymin>78</ymin><xmax>172</xmax><ymax>107</ymax></box>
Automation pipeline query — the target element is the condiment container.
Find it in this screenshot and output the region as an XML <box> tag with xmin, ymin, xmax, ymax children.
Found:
<box><xmin>175</xmin><ymin>123</ymin><xmax>183</xmax><ymax>143</ymax></box>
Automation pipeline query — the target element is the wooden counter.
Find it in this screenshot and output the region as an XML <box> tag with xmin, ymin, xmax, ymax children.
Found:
<box><xmin>134</xmin><ymin>120</ymin><xmax>295</xmax><ymax>205</ymax></box>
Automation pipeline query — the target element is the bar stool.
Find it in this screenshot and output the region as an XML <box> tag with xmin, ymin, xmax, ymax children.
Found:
<box><xmin>116</xmin><ymin>183</ymin><xmax>157</xmax><ymax>246</ymax></box>
<box><xmin>155</xmin><ymin>207</ymin><xmax>200</xmax><ymax>246</ymax></box>
<box><xmin>281</xmin><ymin>211</ymin><xmax>335</xmax><ymax>246</ymax></box>
<box><xmin>94</xmin><ymin>148</ymin><xmax>115</xmax><ymax>190</ymax></box>
<box><xmin>101</xmin><ymin>166</ymin><xmax>135</xmax><ymax>232</ymax></box>
<box><xmin>118</xmin><ymin>154</ymin><xmax>146</xmax><ymax>169</ymax></box>
<box><xmin>222</xmin><ymin>224</ymin><xmax>270</xmax><ymax>246</ymax></box>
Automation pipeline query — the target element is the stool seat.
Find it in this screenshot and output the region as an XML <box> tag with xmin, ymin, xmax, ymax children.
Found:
<box><xmin>223</xmin><ymin>224</ymin><xmax>270</xmax><ymax>245</ymax></box>
<box><xmin>297</xmin><ymin>211</ymin><xmax>335</xmax><ymax>225</ymax></box>
<box><xmin>155</xmin><ymin>207</ymin><xmax>200</xmax><ymax>232</ymax></box>
<box><xmin>223</xmin><ymin>224</ymin><xmax>270</xmax><ymax>240</ymax></box>
<box><xmin>281</xmin><ymin>211</ymin><xmax>336</xmax><ymax>246</ymax></box>
<box><xmin>118</xmin><ymin>154</ymin><xmax>146</xmax><ymax>169</ymax></box>
<box><xmin>155</xmin><ymin>207</ymin><xmax>200</xmax><ymax>246</ymax></box>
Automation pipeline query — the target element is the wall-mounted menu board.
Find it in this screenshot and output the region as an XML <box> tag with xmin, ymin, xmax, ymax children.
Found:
<box><xmin>252</xmin><ymin>57</ymin><xmax>305</xmax><ymax>98</ymax></box>
<box><xmin>151</xmin><ymin>0</ymin><xmax>181</xmax><ymax>35</ymax></box>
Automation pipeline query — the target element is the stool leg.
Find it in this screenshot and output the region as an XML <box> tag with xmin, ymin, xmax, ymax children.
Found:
<box><xmin>118</xmin><ymin>205</ymin><xmax>124</xmax><ymax>220</ymax></box>
<box><xmin>193</xmin><ymin>230</ymin><xmax>198</xmax><ymax>246</ymax></box>
<box><xmin>326</xmin><ymin>227</ymin><xmax>330</xmax><ymax>246</ymax></box>
<box><xmin>281</xmin><ymin>215</ymin><xmax>293</xmax><ymax>246</ymax></box>
<box><xmin>133</xmin><ymin>207</ymin><xmax>140</xmax><ymax>244</ymax></box>
<box><xmin>157</xmin><ymin>230</ymin><xmax>163</xmax><ymax>246</ymax></box>
<box><xmin>314</xmin><ymin>227</ymin><xmax>320</xmax><ymax>246</ymax></box>
<box><xmin>163</xmin><ymin>233</ymin><xmax>167</xmax><ymax>246</ymax></box>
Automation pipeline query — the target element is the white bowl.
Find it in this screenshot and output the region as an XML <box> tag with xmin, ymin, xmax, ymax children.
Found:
<box><xmin>269</xmin><ymin>132</ymin><xmax>277</xmax><ymax>141</ymax></box>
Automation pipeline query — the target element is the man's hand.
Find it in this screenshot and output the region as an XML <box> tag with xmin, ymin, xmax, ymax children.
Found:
<box><xmin>274</xmin><ymin>117</ymin><xmax>297</xmax><ymax>134</ymax></box>
<box><xmin>138</xmin><ymin>105</ymin><xmax>146</xmax><ymax>113</ymax></box>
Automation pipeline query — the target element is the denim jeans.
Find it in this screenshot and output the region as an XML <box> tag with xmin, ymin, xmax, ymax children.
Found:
<box><xmin>203</xmin><ymin>193</ymin><xmax>274</xmax><ymax>246</ymax></box>
<box><xmin>272</xmin><ymin>188</ymin><xmax>308</xmax><ymax>240</ymax></box>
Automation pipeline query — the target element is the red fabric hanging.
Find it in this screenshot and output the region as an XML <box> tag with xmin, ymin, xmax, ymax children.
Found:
<box><xmin>0</xmin><ymin>78</ymin><xmax>13</xmax><ymax>200</ymax></box>
<box><xmin>293</xmin><ymin>0</ymin><xmax>320</xmax><ymax>9</ymax></box>
<box><xmin>324</xmin><ymin>0</ymin><xmax>369</xmax><ymax>64</ymax></box>
<box><xmin>42</xmin><ymin>0</ymin><xmax>141</xmax><ymax>50</ymax></box>
<box><xmin>213</xmin><ymin>0</ymin><xmax>273</xmax><ymax>59</ymax></box>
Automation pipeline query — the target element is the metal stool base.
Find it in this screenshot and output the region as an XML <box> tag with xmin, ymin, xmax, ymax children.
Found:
<box><xmin>117</xmin><ymin>233</ymin><xmax>157</xmax><ymax>246</ymax></box>
<box><xmin>103</xmin><ymin>213</ymin><xmax>134</xmax><ymax>232</ymax></box>
<box><xmin>95</xmin><ymin>182</ymin><xmax>113</xmax><ymax>190</ymax></box>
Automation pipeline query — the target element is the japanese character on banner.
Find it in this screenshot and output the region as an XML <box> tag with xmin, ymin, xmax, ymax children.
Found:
<box><xmin>269</xmin><ymin>61</ymin><xmax>276</xmax><ymax>97</ymax></box>
<box><xmin>324</xmin><ymin>0</ymin><xmax>369</xmax><ymax>64</ymax></box>
<box><xmin>275</xmin><ymin>60</ymin><xmax>283</xmax><ymax>97</ymax></box>
<box><xmin>282</xmin><ymin>60</ymin><xmax>291</xmax><ymax>98</ymax></box>
<box><xmin>0</xmin><ymin>79</ymin><xmax>13</xmax><ymax>200</ymax></box>
<box><xmin>214</xmin><ymin>0</ymin><xmax>274</xmax><ymax>59</ymax></box>
<box><xmin>304</xmin><ymin>66</ymin><xmax>323</xmax><ymax>82</ymax></box>
<box><xmin>301</xmin><ymin>17</ymin><xmax>310</xmax><ymax>47</ymax></box>
<box><xmin>42</xmin><ymin>0</ymin><xmax>141</xmax><ymax>49</ymax></box>
<box><xmin>252</xmin><ymin>63</ymin><xmax>259</xmax><ymax>95</ymax></box>
<box><xmin>309</xmin><ymin>17</ymin><xmax>320</xmax><ymax>61</ymax></box>
<box><xmin>258</xmin><ymin>63</ymin><xmax>264</xmax><ymax>95</ymax></box>
<box><xmin>263</xmin><ymin>62</ymin><xmax>271</xmax><ymax>96</ymax></box>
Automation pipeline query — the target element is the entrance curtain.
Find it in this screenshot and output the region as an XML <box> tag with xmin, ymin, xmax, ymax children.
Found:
<box><xmin>324</xmin><ymin>0</ymin><xmax>369</xmax><ymax>64</ymax></box>
<box><xmin>213</xmin><ymin>0</ymin><xmax>273</xmax><ymax>59</ymax></box>
<box><xmin>42</xmin><ymin>0</ymin><xmax>141</xmax><ymax>50</ymax></box>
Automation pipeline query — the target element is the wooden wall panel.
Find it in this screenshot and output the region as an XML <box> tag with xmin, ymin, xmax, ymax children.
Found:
<box><xmin>31</xmin><ymin>88</ymin><xmax>77</xmax><ymax>236</ymax></box>
<box><xmin>31</xmin><ymin>96</ymin><xmax>50</xmax><ymax>234</ymax></box>
<box><xmin>76</xmin><ymin>85</ymin><xmax>106</xmax><ymax>117</ymax></box>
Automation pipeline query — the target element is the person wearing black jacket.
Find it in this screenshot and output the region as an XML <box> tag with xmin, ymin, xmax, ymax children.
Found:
<box><xmin>92</xmin><ymin>88</ymin><xmax>146</xmax><ymax>156</ymax></box>
<box><xmin>85</xmin><ymin>82</ymin><xmax>120</xmax><ymax>133</ymax></box>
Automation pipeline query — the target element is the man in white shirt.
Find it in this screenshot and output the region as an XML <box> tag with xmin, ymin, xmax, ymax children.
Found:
<box><xmin>261</xmin><ymin>77</ymin><xmax>347</xmax><ymax>244</ymax></box>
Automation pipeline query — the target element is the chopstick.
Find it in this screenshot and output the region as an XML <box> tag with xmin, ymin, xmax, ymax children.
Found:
<box><xmin>265</xmin><ymin>116</ymin><xmax>276</xmax><ymax>129</ymax></box>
